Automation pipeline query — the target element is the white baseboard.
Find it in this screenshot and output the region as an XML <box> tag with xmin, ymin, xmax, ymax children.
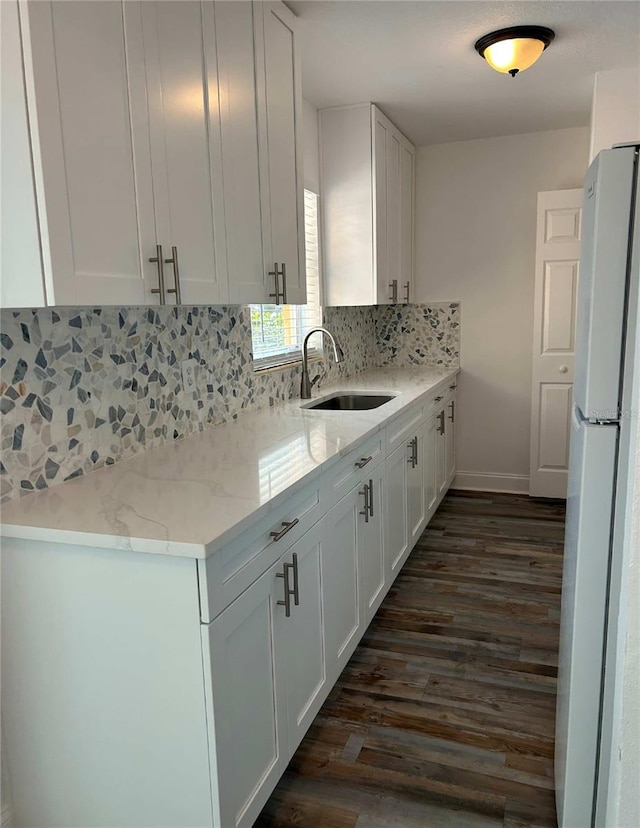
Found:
<box><xmin>453</xmin><ymin>471</ymin><xmax>530</xmax><ymax>494</ymax></box>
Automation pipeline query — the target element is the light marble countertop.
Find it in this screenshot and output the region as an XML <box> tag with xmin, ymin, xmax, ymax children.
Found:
<box><xmin>0</xmin><ymin>366</ymin><xmax>458</xmax><ymax>558</ymax></box>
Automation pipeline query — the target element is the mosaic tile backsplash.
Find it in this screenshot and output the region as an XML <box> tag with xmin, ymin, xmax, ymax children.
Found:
<box><xmin>0</xmin><ymin>302</ymin><xmax>459</xmax><ymax>502</ymax></box>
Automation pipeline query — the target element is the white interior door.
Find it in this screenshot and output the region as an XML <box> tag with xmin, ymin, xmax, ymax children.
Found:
<box><xmin>530</xmin><ymin>189</ymin><xmax>583</xmax><ymax>498</ymax></box>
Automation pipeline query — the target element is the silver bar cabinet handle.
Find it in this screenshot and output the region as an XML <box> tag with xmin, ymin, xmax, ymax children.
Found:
<box><xmin>449</xmin><ymin>383</ymin><xmax>457</xmax><ymax>390</ymax></box>
<box><xmin>270</xmin><ymin>518</ymin><xmax>299</xmax><ymax>542</ymax></box>
<box><xmin>164</xmin><ymin>246</ymin><xmax>182</xmax><ymax>304</ymax></box>
<box><xmin>149</xmin><ymin>244</ymin><xmax>166</xmax><ymax>304</ymax></box>
<box><xmin>279</xmin><ymin>262</ymin><xmax>287</xmax><ymax>304</ymax></box>
<box><xmin>435</xmin><ymin>395</ymin><xmax>443</xmax><ymax>402</ymax></box>
<box><xmin>404</xmin><ymin>281</ymin><xmax>410</xmax><ymax>303</ymax></box>
<box><xmin>414</xmin><ymin>436</ymin><xmax>419</xmax><ymax>467</ymax></box>
<box><xmin>449</xmin><ymin>400</ymin><xmax>455</xmax><ymax>423</ymax></box>
<box><xmin>389</xmin><ymin>279</ymin><xmax>398</xmax><ymax>303</ymax></box>
<box><xmin>438</xmin><ymin>411</ymin><xmax>445</xmax><ymax>436</ymax></box>
<box><xmin>355</xmin><ymin>455</ymin><xmax>372</xmax><ymax>469</ymax></box>
<box><xmin>368</xmin><ymin>478</ymin><xmax>374</xmax><ymax>518</ymax></box>
<box><xmin>407</xmin><ymin>437</ymin><xmax>414</xmax><ymax>466</ymax></box>
<box><xmin>291</xmin><ymin>552</ymin><xmax>299</xmax><ymax>607</ymax></box>
<box><xmin>276</xmin><ymin>561</ymin><xmax>294</xmax><ymax>617</ymax></box>
<box><xmin>268</xmin><ymin>263</ymin><xmax>280</xmax><ymax>304</ymax></box>
<box><xmin>359</xmin><ymin>483</ymin><xmax>370</xmax><ymax>523</ymax></box>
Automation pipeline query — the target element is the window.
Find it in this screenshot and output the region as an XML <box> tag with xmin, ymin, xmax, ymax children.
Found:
<box><xmin>250</xmin><ymin>189</ymin><xmax>323</xmax><ymax>370</ymax></box>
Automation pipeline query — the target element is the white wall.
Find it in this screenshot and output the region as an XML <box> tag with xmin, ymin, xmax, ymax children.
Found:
<box><xmin>415</xmin><ymin>127</ymin><xmax>590</xmax><ymax>492</ymax></box>
<box><xmin>590</xmin><ymin>66</ymin><xmax>640</xmax><ymax>162</ymax></box>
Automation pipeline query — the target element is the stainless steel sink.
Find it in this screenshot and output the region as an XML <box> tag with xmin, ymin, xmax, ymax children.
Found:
<box><xmin>303</xmin><ymin>393</ymin><xmax>395</xmax><ymax>411</ymax></box>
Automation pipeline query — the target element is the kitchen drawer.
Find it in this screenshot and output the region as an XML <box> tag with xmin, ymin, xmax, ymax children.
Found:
<box><xmin>197</xmin><ymin>480</ymin><xmax>325</xmax><ymax>622</ymax></box>
<box><xmin>386</xmin><ymin>403</ymin><xmax>425</xmax><ymax>454</ymax></box>
<box><xmin>425</xmin><ymin>388</ymin><xmax>447</xmax><ymax>419</ymax></box>
<box><xmin>324</xmin><ymin>430</ymin><xmax>386</xmax><ymax>509</ymax></box>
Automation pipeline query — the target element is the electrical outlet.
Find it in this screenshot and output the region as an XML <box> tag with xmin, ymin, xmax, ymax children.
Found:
<box><xmin>181</xmin><ymin>358</ymin><xmax>198</xmax><ymax>393</ymax></box>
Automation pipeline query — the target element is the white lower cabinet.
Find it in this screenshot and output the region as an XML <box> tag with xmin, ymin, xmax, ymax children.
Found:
<box><xmin>435</xmin><ymin>404</ymin><xmax>448</xmax><ymax>499</ymax></box>
<box><xmin>204</xmin><ymin>518</ymin><xmax>326</xmax><ymax>828</ymax></box>
<box><xmin>324</xmin><ymin>487</ymin><xmax>363</xmax><ymax>681</ymax></box>
<box><xmin>205</xmin><ymin>558</ymin><xmax>285</xmax><ymax>828</ymax></box>
<box><xmin>385</xmin><ymin>441</ymin><xmax>410</xmax><ymax>582</ymax></box>
<box><xmin>445</xmin><ymin>388</ymin><xmax>457</xmax><ymax>486</ymax></box>
<box><xmin>407</xmin><ymin>422</ymin><xmax>427</xmax><ymax>546</ymax></box>
<box><xmin>324</xmin><ymin>460</ymin><xmax>387</xmax><ymax>683</ymax></box>
<box><xmin>1</xmin><ymin>380</ymin><xmax>458</xmax><ymax>828</ymax></box>
<box><xmin>359</xmin><ymin>462</ymin><xmax>386</xmax><ymax>627</ymax></box>
<box><xmin>424</xmin><ymin>413</ymin><xmax>438</xmax><ymax>521</ymax></box>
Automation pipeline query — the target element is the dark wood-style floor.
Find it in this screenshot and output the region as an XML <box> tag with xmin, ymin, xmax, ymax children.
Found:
<box><xmin>257</xmin><ymin>491</ymin><xmax>566</xmax><ymax>828</ymax></box>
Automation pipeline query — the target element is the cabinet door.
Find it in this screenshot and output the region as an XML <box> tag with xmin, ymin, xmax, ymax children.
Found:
<box><xmin>206</xmin><ymin>560</ymin><xmax>285</xmax><ymax>828</ymax></box>
<box><xmin>385</xmin><ymin>442</ymin><xmax>410</xmax><ymax>582</ymax></box>
<box><xmin>215</xmin><ymin>1</ymin><xmax>269</xmax><ymax>304</ymax></box>
<box><xmin>446</xmin><ymin>391</ymin><xmax>457</xmax><ymax>485</ymax></box>
<box><xmin>425</xmin><ymin>414</ymin><xmax>438</xmax><ymax>520</ymax></box>
<box><xmin>1</xmin><ymin>0</ymin><xmax>46</xmax><ymax>308</ymax></box>
<box><xmin>141</xmin><ymin>1</ymin><xmax>228</xmax><ymax>305</ymax></box>
<box><xmin>255</xmin><ymin>1</ymin><xmax>306</xmax><ymax>304</ymax></box>
<box><xmin>278</xmin><ymin>520</ymin><xmax>326</xmax><ymax>755</ymax></box>
<box><xmin>436</xmin><ymin>408</ymin><xmax>448</xmax><ymax>499</ymax></box>
<box><xmin>323</xmin><ymin>487</ymin><xmax>362</xmax><ymax>683</ymax></box>
<box><xmin>24</xmin><ymin>1</ymin><xmax>156</xmax><ymax>306</ymax></box>
<box><xmin>400</xmin><ymin>137</ymin><xmax>415</xmax><ymax>303</ymax></box>
<box><xmin>359</xmin><ymin>464</ymin><xmax>386</xmax><ymax>627</ymax></box>
<box><xmin>407</xmin><ymin>425</ymin><xmax>427</xmax><ymax>547</ymax></box>
<box><xmin>387</xmin><ymin>126</ymin><xmax>401</xmax><ymax>296</ymax></box>
<box><xmin>372</xmin><ymin>106</ymin><xmax>390</xmax><ymax>304</ymax></box>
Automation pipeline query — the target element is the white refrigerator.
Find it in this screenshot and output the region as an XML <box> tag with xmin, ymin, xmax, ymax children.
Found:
<box><xmin>556</xmin><ymin>143</ymin><xmax>640</xmax><ymax>827</ymax></box>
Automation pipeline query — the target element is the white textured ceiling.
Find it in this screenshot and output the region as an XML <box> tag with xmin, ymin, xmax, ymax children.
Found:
<box><xmin>288</xmin><ymin>1</ymin><xmax>640</xmax><ymax>145</ymax></box>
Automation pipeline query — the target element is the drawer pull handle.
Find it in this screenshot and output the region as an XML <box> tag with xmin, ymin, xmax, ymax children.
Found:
<box><xmin>270</xmin><ymin>518</ymin><xmax>299</xmax><ymax>542</ymax></box>
<box><xmin>407</xmin><ymin>436</ymin><xmax>418</xmax><ymax>468</ymax></box>
<box><xmin>268</xmin><ymin>262</ymin><xmax>283</xmax><ymax>304</ymax></box>
<box><xmin>164</xmin><ymin>246</ymin><xmax>182</xmax><ymax>304</ymax></box>
<box><xmin>149</xmin><ymin>244</ymin><xmax>166</xmax><ymax>304</ymax></box>
<box><xmin>355</xmin><ymin>455</ymin><xmax>372</xmax><ymax>469</ymax></box>
<box><xmin>276</xmin><ymin>561</ymin><xmax>294</xmax><ymax>617</ymax></box>
<box><xmin>359</xmin><ymin>483</ymin><xmax>370</xmax><ymax>523</ymax></box>
<box><xmin>449</xmin><ymin>383</ymin><xmax>457</xmax><ymax>390</ymax></box>
<box><xmin>291</xmin><ymin>551</ymin><xmax>300</xmax><ymax>606</ymax></box>
<box><xmin>434</xmin><ymin>395</ymin><xmax>443</xmax><ymax>402</ymax></box>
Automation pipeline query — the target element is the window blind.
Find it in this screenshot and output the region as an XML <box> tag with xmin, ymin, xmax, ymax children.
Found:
<box><xmin>250</xmin><ymin>190</ymin><xmax>323</xmax><ymax>370</ymax></box>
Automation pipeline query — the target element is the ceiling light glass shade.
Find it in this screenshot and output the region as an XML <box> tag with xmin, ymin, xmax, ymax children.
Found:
<box><xmin>475</xmin><ymin>27</ymin><xmax>555</xmax><ymax>77</ymax></box>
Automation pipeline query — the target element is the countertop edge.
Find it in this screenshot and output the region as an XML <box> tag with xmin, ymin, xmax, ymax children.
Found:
<box><xmin>1</xmin><ymin>367</ymin><xmax>459</xmax><ymax>558</ymax></box>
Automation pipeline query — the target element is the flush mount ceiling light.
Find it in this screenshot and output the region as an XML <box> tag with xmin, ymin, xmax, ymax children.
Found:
<box><xmin>474</xmin><ymin>26</ymin><xmax>555</xmax><ymax>77</ymax></box>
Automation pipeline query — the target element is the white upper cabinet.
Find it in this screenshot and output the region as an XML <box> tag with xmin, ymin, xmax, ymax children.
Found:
<box><xmin>319</xmin><ymin>103</ymin><xmax>416</xmax><ymax>306</ymax></box>
<box><xmin>220</xmin><ymin>1</ymin><xmax>306</xmax><ymax>306</ymax></box>
<box><xmin>4</xmin><ymin>0</ymin><xmax>305</xmax><ymax>308</ymax></box>
<box><xmin>214</xmin><ymin>1</ymin><xmax>267</xmax><ymax>305</ymax></box>
<box><xmin>1</xmin><ymin>1</ymin><xmax>46</xmax><ymax>308</ymax></box>
<box><xmin>140</xmin><ymin>1</ymin><xmax>228</xmax><ymax>305</ymax></box>
<box><xmin>254</xmin><ymin>1</ymin><xmax>306</xmax><ymax>305</ymax></box>
<box><xmin>16</xmin><ymin>0</ymin><xmax>157</xmax><ymax>307</ymax></box>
